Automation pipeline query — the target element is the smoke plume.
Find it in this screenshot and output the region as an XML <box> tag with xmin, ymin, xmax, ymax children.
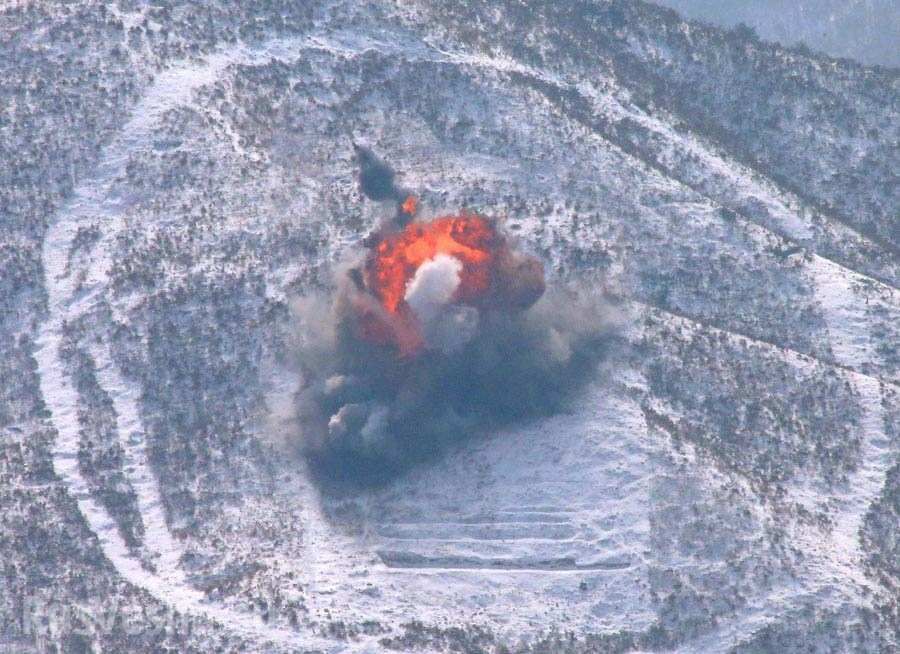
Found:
<box><xmin>292</xmin><ymin>150</ymin><xmax>614</xmax><ymax>491</ymax></box>
<box><xmin>354</xmin><ymin>143</ymin><xmax>416</xmax><ymax>226</ymax></box>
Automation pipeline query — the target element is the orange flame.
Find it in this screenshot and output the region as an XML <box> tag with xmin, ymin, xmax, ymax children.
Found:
<box><xmin>357</xmin><ymin>213</ymin><xmax>499</xmax><ymax>354</ymax></box>
<box><xmin>355</xmin><ymin>211</ymin><xmax>545</xmax><ymax>356</ymax></box>
<box><xmin>401</xmin><ymin>195</ymin><xmax>418</xmax><ymax>216</ymax></box>
<box><xmin>367</xmin><ymin>213</ymin><xmax>496</xmax><ymax>315</ymax></box>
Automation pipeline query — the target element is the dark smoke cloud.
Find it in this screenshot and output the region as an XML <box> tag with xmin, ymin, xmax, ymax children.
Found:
<box><xmin>292</xmin><ymin>282</ymin><xmax>615</xmax><ymax>492</ymax></box>
<box><xmin>355</xmin><ymin>144</ymin><xmax>401</xmax><ymax>202</ymax></box>
<box><xmin>353</xmin><ymin>143</ymin><xmax>415</xmax><ymax>227</ymax></box>
<box><xmin>289</xmin><ymin>149</ymin><xmax>616</xmax><ymax>492</ymax></box>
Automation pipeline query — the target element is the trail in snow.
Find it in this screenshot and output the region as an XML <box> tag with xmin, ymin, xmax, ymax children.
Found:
<box><xmin>417</xmin><ymin>36</ymin><xmax>900</xmax><ymax>294</ymax></box>
<box><xmin>32</xmin><ymin>18</ymin><xmax>896</xmax><ymax>651</ymax></box>
<box><xmin>253</xmin><ymin>344</ymin><xmax>660</xmax><ymax>635</ymax></box>
<box><xmin>496</xmin><ymin>32</ymin><xmax>900</xmax><ymax>616</ymax></box>
<box><xmin>89</xmin><ymin>344</ymin><xmax>186</xmax><ymax>582</ymax></box>
<box><xmin>33</xmin><ymin>30</ymin><xmax>392</xmax><ymax>653</ymax></box>
<box><xmin>258</xmin><ymin>361</ymin><xmax>372</xmax><ymax>606</ymax></box>
<box><xmin>809</xmin><ymin>257</ymin><xmax>893</xmax><ymax>564</ymax></box>
<box><xmin>675</xmin><ymin>257</ymin><xmax>895</xmax><ymax>653</ymax></box>
<box><xmin>246</xmin><ymin>27</ymin><xmax>900</xmax><ymax>299</ymax></box>
<box><xmin>634</xmin><ymin>303</ymin><xmax>873</xmax><ymax>654</ymax></box>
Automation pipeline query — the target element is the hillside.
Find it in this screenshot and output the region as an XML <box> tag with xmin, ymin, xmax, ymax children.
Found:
<box><xmin>1</xmin><ymin>1</ymin><xmax>897</xmax><ymax>652</ymax></box>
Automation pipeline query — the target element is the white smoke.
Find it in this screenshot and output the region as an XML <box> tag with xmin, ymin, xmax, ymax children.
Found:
<box><xmin>403</xmin><ymin>254</ymin><xmax>480</xmax><ymax>353</ymax></box>
<box><xmin>404</xmin><ymin>254</ymin><xmax>462</xmax><ymax>324</ymax></box>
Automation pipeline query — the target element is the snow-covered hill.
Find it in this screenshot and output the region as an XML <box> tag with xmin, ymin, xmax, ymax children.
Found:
<box><xmin>2</xmin><ymin>1</ymin><xmax>897</xmax><ymax>652</ymax></box>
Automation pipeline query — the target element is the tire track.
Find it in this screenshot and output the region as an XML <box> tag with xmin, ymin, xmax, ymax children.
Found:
<box><xmin>31</xmin><ymin>19</ymin><xmax>896</xmax><ymax>652</ymax></box>
<box><xmin>674</xmin><ymin>257</ymin><xmax>894</xmax><ymax>652</ymax></box>
<box><xmin>422</xmin><ymin>38</ymin><xmax>900</xmax><ymax>294</ymax></box>
<box><xmin>34</xmin><ymin>30</ymin><xmax>382</xmax><ymax>654</ymax></box>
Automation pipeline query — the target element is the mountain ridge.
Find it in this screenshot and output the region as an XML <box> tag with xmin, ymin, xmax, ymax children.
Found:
<box><xmin>1</xmin><ymin>1</ymin><xmax>897</xmax><ymax>652</ymax></box>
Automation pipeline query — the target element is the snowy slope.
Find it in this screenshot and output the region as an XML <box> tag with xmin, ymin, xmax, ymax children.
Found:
<box><xmin>2</xmin><ymin>0</ymin><xmax>898</xmax><ymax>652</ymax></box>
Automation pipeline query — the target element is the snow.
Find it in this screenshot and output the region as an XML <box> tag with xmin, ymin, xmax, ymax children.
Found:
<box><xmin>29</xmin><ymin>11</ymin><xmax>898</xmax><ymax>651</ymax></box>
<box><xmin>257</xmin><ymin>364</ymin><xmax>661</xmax><ymax>637</ymax></box>
<box><xmin>665</xmin><ymin>253</ymin><xmax>898</xmax><ymax>651</ymax></box>
<box><xmin>808</xmin><ymin>256</ymin><xmax>894</xmax><ymax>574</ymax></box>
<box><xmin>33</xmin><ymin>28</ymin><xmax>389</xmax><ymax>653</ymax></box>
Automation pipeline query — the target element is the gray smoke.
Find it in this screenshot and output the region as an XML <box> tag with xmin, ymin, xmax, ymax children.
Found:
<box><xmin>291</xmin><ymin>272</ymin><xmax>616</xmax><ymax>492</ymax></box>
<box><xmin>403</xmin><ymin>255</ymin><xmax>480</xmax><ymax>354</ymax></box>
<box><xmin>289</xmin><ymin>149</ymin><xmax>616</xmax><ymax>492</ymax></box>
<box><xmin>354</xmin><ymin>144</ymin><xmax>401</xmax><ymax>202</ymax></box>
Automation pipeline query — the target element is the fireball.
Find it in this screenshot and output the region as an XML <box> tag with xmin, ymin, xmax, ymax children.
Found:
<box><xmin>355</xmin><ymin>208</ymin><xmax>545</xmax><ymax>356</ymax></box>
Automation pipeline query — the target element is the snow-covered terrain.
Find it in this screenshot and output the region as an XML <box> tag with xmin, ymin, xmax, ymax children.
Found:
<box><xmin>2</xmin><ymin>1</ymin><xmax>898</xmax><ymax>652</ymax></box>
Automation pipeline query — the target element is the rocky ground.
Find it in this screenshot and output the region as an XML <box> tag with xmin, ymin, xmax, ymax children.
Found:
<box><xmin>1</xmin><ymin>1</ymin><xmax>897</xmax><ymax>652</ymax></box>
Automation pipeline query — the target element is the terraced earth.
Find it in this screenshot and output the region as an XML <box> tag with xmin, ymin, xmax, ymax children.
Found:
<box><xmin>1</xmin><ymin>1</ymin><xmax>898</xmax><ymax>652</ymax></box>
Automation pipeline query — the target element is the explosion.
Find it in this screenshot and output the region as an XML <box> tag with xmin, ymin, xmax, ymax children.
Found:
<box><xmin>356</xmin><ymin>211</ymin><xmax>544</xmax><ymax>356</ymax></box>
<box><xmin>400</xmin><ymin>194</ymin><xmax>418</xmax><ymax>216</ymax></box>
<box><xmin>369</xmin><ymin>213</ymin><xmax>494</xmax><ymax>315</ymax></box>
<box><xmin>292</xmin><ymin>147</ymin><xmax>612</xmax><ymax>491</ymax></box>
